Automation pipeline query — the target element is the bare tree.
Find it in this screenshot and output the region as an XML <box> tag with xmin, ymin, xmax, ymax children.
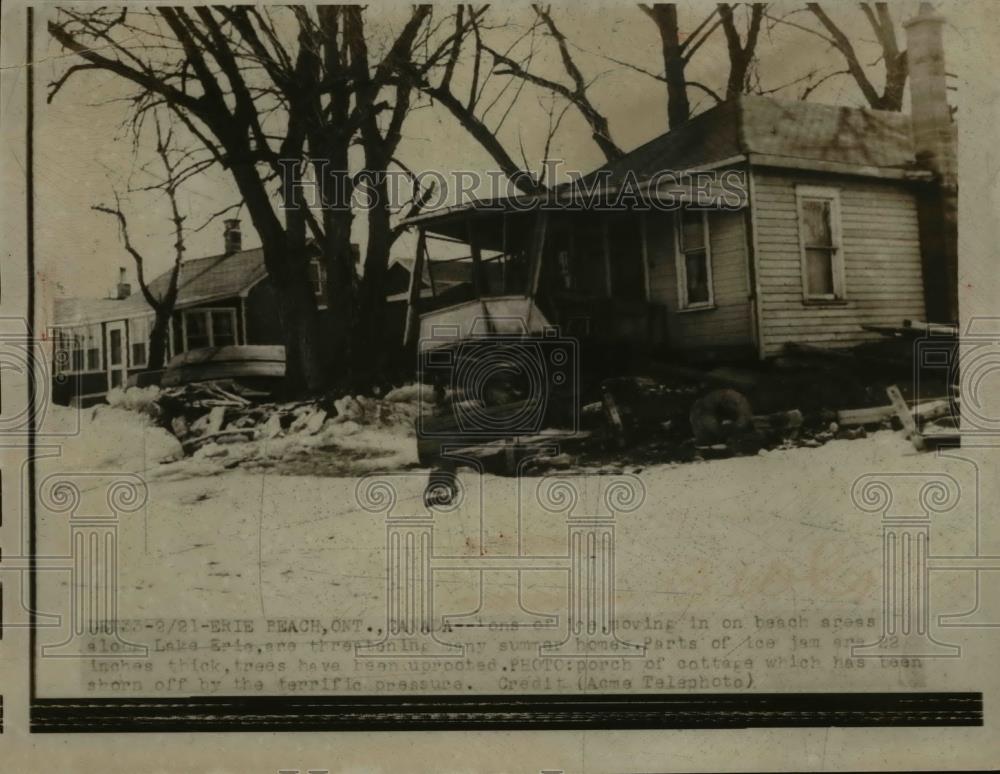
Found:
<box><xmin>767</xmin><ymin>3</ymin><xmax>908</xmax><ymax>110</ymax></box>
<box><xmin>92</xmin><ymin>116</ymin><xmax>190</xmax><ymax>373</ymax></box>
<box><xmin>394</xmin><ymin>5</ymin><xmax>548</xmax><ymax>194</ymax></box>
<box><xmin>466</xmin><ymin>1</ymin><xmax>766</xmax><ymax>170</ymax></box>
<box><xmin>49</xmin><ymin>6</ymin><xmax>435</xmax><ymax>392</ymax></box>
<box><xmin>718</xmin><ymin>4</ymin><xmax>765</xmax><ymax>100</ymax></box>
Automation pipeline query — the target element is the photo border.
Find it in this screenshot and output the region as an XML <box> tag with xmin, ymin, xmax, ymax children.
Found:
<box><xmin>20</xmin><ymin>2</ymin><xmax>984</xmax><ymax>734</ymax></box>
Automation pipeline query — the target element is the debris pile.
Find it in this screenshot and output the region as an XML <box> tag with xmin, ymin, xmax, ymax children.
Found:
<box><xmin>103</xmin><ymin>380</ymin><xmax>438</xmax><ymax>477</ymax></box>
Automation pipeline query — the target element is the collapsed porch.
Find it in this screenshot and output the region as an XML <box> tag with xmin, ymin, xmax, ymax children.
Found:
<box><xmin>399</xmin><ymin>176</ymin><xmax>750</xmax><ymax>360</ymax></box>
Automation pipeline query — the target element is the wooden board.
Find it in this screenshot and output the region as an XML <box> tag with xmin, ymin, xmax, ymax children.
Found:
<box><xmin>886</xmin><ymin>384</ymin><xmax>925</xmax><ymax>451</ymax></box>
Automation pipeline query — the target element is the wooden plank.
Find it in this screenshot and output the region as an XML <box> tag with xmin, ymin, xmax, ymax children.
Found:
<box><xmin>837</xmin><ymin>405</ymin><xmax>895</xmax><ymax>426</ymax></box>
<box><xmin>887</xmin><ymin>384</ymin><xmax>925</xmax><ymax>451</ymax></box>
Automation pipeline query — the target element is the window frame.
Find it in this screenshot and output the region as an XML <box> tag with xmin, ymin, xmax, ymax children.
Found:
<box><xmin>674</xmin><ymin>207</ymin><xmax>715</xmax><ymax>311</ymax></box>
<box><xmin>795</xmin><ymin>185</ymin><xmax>846</xmax><ymax>302</ymax></box>
<box><xmin>181</xmin><ymin>307</ymin><xmax>239</xmax><ymax>352</ymax></box>
<box><xmin>55</xmin><ymin>323</ymin><xmax>104</xmax><ymax>375</ymax></box>
<box><xmin>127</xmin><ymin>315</ymin><xmax>153</xmax><ymax>369</ymax></box>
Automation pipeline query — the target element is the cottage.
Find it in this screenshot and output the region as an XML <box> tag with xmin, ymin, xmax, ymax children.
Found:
<box><xmin>49</xmin><ymin>222</ymin><xmax>344</xmax><ymax>405</ymax></box>
<box><xmin>399</xmin><ymin>7</ymin><xmax>957</xmax><ymax>363</ymax></box>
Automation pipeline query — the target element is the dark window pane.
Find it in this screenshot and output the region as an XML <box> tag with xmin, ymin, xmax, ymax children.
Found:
<box><xmin>109</xmin><ymin>329</ymin><xmax>123</xmax><ymax>366</ymax></box>
<box><xmin>805</xmin><ymin>248</ymin><xmax>835</xmax><ymax>296</ymax></box>
<box><xmin>685</xmin><ymin>250</ymin><xmax>710</xmax><ymax>304</ymax></box>
<box><xmin>186</xmin><ymin>312</ymin><xmax>210</xmax><ymax>350</ymax></box>
<box><xmin>801</xmin><ymin>199</ymin><xmax>832</xmax><ymax>247</ymax></box>
<box><xmin>680</xmin><ymin>210</ymin><xmax>705</xmax><ymax>251</ymax></box>
<box><xmin>212</xmin><ymin>310</ymin><xmax>236</xmax><ymax>346</ymax></box>
<box><xmin>131</xmin><ymin>343</ymin><xmax>146</xmax><ymax>366</ymax></box>
<box><xmin>86</xmin><ymin>348</ymin><xmax>100</xmax><ymax>371</ymax></box>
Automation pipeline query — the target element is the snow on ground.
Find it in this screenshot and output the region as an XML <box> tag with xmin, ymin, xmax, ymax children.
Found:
<box><xmin>38</xmin><ymin>402</ymin><xmax>959</xmax><ymax>613</ymax></box>
<box><xmin>34</xmin><ymin>401</ymin><xmax>985</xmax><ymax>693</ymax></box>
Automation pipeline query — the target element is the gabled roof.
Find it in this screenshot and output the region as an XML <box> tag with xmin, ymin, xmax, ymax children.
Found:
<box><xmin>53</xmin><ymin>247</ymin><xmax>268</xmax><ymax>327</ymax></box>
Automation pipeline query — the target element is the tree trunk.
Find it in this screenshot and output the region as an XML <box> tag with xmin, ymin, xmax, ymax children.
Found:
<box><xmin>274</xmin><ymin>257</ymin><xmax>327</xmax><ymax>396</ymax></box>
<box><xmin>147</xmin><ymin>307</ymin><xmax>173</xmax><ymax>372</ymax></box>
<box><xmin>278</xmin><ymin>184</ymin><xmax>327</xmax><ymax>396</ymax></box>
<box><xmin>322</xmin><ymin>203</ymin><xmax>357</xmax><ymax>388</ymax></box>
<box><xmin>647</xmin><ymin>4</ymin><xmax>690</xmax><ymax>128</ymax></box>
<box><xmin>356</xmin><ymin>167</ymin><xmax>393</xmax><ymax>380</ymax></box>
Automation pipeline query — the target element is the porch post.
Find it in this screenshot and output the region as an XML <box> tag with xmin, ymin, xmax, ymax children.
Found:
<box><xmin>403</xmin><ymin>228</ymin><xmax>426</xmax><ymax>347</ymax></box>
<box><xmin>528</xmin><ymin>210</ymin><xmax>549</xmax><ymax>298</ymax></box>
<box><xmin>467</xmin><ymin>218</ymin><xmax>486</xmax><ymax>297</ymax></box>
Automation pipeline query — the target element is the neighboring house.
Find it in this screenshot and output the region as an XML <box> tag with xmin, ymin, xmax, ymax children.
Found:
<box><xmin>49</xmin><ymin>222</ymin><xmax>352</xmax><ymax>405</ymax></box>
<box><xmin>400</xmin><ymin>7</ymin><xmax>957</xmax><ymax>362</ymax></box>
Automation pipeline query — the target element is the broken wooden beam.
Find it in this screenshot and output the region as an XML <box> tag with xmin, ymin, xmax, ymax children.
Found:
<box><xmin>886</xmin><ymin>385</ymin><xmax>925</xmax><ymax>451</ymax></box>
<box><xmin>837</xmin><ymin>405</ymin><xmax>895</xmax><ymax>427</ymax></box>
<box><xmin>913</xmin><ymin>398</ymin><xmax>954</xmax><ymax>425</ymax></box>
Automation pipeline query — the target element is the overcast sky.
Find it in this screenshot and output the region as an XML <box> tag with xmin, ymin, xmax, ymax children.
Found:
<box><xmin>28</xmin><ymin>0</ymin><xmax>953</xmax><ymax>304</ymax></box>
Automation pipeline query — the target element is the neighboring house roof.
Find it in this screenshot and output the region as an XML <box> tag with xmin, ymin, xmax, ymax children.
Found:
<box><xmin>53</xmin><ymin>246</ymin><xmax>269</xmax><ymax>327</ymax></box>
<box><xmin>145</xmin><ymin>247</ymin><xmax>269</xmax><ymax>308</ymax></box>
<box><xmin>52</xmin><ymin>295</ymin><xmax>151</xmax><ymax>327</ymax></box>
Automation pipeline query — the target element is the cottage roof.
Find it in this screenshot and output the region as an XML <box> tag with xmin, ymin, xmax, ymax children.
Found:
<box><xmin>590</xmin><ymin>95</ymin><xmax>920</xmax><ymax>185</ymax></box>
<box><xmin>53</xmin><ymin>247</ymin><xmax>268</xmax><ymax>327</ymax></box>
<box><xmin>401</xmin><ymin>95</ymin><xmax>926</xmax><ymax>234</ymax></box>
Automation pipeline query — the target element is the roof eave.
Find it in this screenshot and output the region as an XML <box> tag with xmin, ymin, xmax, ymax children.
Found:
<box><xmin>747</xmin><ymin>152</ymin><xmax>933</xmax><ymax>181</ymax></box>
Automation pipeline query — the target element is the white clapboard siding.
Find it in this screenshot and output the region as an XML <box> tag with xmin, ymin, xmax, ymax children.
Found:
<box><xmin>752</xmin><ymin>169</ymin><xmax>926</xmax><ymax>357</ymax></box>
<box><xmin>645</xmin><ymin>206</ymin><xmax>753</xmax><ymax>350</ymax></box>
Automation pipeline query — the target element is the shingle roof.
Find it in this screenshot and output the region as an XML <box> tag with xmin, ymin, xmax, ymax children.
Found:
<box><xmin>53</xmin><ymin>247</ymin><xmax>268</xmax><ymax>327</ymax></box>
<box><xmin>591</xmin><ymin>95</ymin><xmax>919</xmax><ymax>185</ymax></box>
<box><xmin>145</xmin><ymin>247</ymin><xmax>268</xmax><ymax>307</ymax></box>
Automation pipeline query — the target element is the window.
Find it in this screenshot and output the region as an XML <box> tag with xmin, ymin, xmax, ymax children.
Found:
<box><xmin>182</xmin><ymin>308</ymin><xmax>238</xmax><ymax>351</ymax></box>
<box><xmin>54</xmin><ymin>324</ymin><xmax>102</xmax><ymax>374</ymax></box>
<box><xmin>675</xmin><ymin>208</ymin><xmax>713</xmax><ymax>309</ymax></box>
<box><xmin>128</xmin><ymin>316</ymin><xmax>152</xmax><ymax>368</ymax></box>
<box><xmin>796</xmin><ymin>186</ymin><xmax>845</xmax><ymax>300</ymax></box>
<box><xmin>309</xmin><ymin>257</ymin><xmax>328</xmax><ymax>308</ymax></box>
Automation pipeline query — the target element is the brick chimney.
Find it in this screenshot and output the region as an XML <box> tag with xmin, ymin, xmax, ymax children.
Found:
<box><xmin>223</xmin><ymin>218</ymin><xmax>242</xmax><ymax>255</ymax></box>
<box><xmin>905</xmin><ymin>2</ymin><xmax>958</xmax><ymax>324</ymax></box>
<box><xmin>115</xmin><ymin>266</ymin><xmax>131</xmax><ymax>299</ymax></box>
